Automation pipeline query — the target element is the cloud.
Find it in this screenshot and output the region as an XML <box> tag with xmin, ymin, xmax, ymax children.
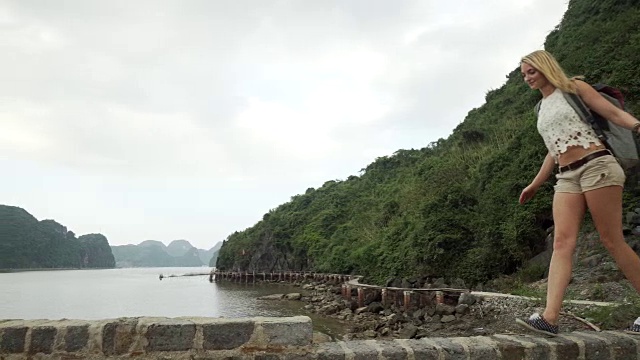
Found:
<box><xmin>0</xmin><ymin>0</ymin><xmax>568</xmax><ymax>248</ymax></box>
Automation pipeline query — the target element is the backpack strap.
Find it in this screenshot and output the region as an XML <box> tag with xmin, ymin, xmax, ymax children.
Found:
<box><xmin>561</xmin><ymin>91</ymin><xmax>609</xmax><ymax>143</ymax></box>
<box><xmin>534</xmin><ymin>101</ymin><xmax>541</xmax><ymax>116</ymax></box>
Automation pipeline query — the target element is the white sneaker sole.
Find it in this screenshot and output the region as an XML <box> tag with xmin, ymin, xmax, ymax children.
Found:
<box><xmin>515</xmin><ymin>318</ymin><xmax>558</xmax><ymax>337</ymax></box>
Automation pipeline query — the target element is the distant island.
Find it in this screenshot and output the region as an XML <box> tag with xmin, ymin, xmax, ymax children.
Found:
<box><xmin>111</xmin><ymin>240</ymin><xmax>221</xmax><ymax>268</ymax></box>
<box><xmin>0</xmin><ymin>204</ymin><xmax>222</xmax><ymax>270</ymax></box>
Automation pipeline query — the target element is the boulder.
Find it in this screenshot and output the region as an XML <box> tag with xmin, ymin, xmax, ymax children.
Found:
<box><xmin>285</xmin><ymin>293</ymin><xmax>302</xmax><ymax>300</ymax></box>
<box><xmin>257</xmin><ymin>294</ymin><xmax>284</xmax><ymax>300</ymax></box>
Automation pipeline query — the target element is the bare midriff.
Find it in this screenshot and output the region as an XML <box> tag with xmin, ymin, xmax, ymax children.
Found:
<box><xmin>557</xmin><ymin>143</ymin><xmax>607</xmax><ymax>167</ymax></box>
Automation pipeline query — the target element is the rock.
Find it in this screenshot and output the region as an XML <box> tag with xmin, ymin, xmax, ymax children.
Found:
<box><xmin>303</xmin><ymin>304</ymin><xmax>314</xmax><ymax>310</ymax></box>
<box><xmin>401</xmin><ymin>278</ymin><xmax>414</xmax><ymax>288</ymax></box>
<box><xmin>458</xmin><ymin>292</ymin><xmax>477</xmax><ymax>306</ymax></box>
<box><xmin>285</xmin><ymin>293</ymin><xmax>302</xmax><ymax>300</ymax></box>
<box><xmin>367</xmin><ymin>302</ymin><xmax>384</xmax><ymax>314</ymax></box>
<box><xmin>319</xmin><ymin>304</ymin><xmax>341</xmax><ymax>315</ymax></box>
<box><xmin>386</xmin><ymin>314</ymin><xmax>401</xmax><ymax>326</ymax></box>
<box><xmin>441</xmin><ymin>315</ymin><xmax>456</xmax><ymax>323</ymax></box>
<box><xmin>354</xmin><ymin>307</ymin><xmax>368</xmax><ymax>315</ymax></box>
<box><xmin>580</xmin><ymin>254</ymin><xmax>603</xmax><ymax>268</ymax></box>
<box><xmin>629</xmin><ymin>240</ymin><xmax>640</xmax><ymax>252</ymax></box>
<box><xmin>455</xmin><ymin>304</ymin><xmax>470</xmax><ymax>315</ymax></box>
<box><xmin>257</xmin><ymin>294</ymin><xmax>284</xmax><ymax>300</ymax></box>
<box><xmin>302</xmin><ymin>284</ymin><xmax>314</xmax><ymax>290</ymax></box>
<box><xmin>451</xmin><ymin>278</ymin><xmax>466</xmax><ymax>289</ymax></box>
<box><xmin>385</xmin><ymin>277</ymin><xmax>402</xmax><ymax>288</ymax></box>
<box><xmin>344</xmin><ymin>300</ymin><xmax>358</xmax><ymax>311</ymax></box>
<box><xmin>398</xmin><ymin>324</ymin><xmax>418</xmax><ymax>339</ymax></box>
<box><xmin>364</xmin><ymin>330</ymin><xmax>377</xmax><ymax>338</ymax></box>
<box><xmin>412</xmin><ymin>309</ymin><xmax>425</xmax><ymax>320</ymax></box>
<box><xmin>435</xmin><ymin>303</ymin><xmax>456</xmax><ymax>315</ymax></box>
<box><xmin>313</xmin><ymin>331</ymin><xmax>332</xmax><ymax>344</ymax></box>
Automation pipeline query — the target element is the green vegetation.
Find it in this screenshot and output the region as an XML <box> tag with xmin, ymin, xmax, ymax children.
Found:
<box><xmin>216</xmin><ymin>0</ymin><xmax>640</xmax><ymax>285</ymax></box>
<box><xmin>0</xmin><ymin>205</ymin><xmax>115</xmax><ymax>269</ymax></box>
<box><xmin>581</xmin><ymin>298</ymin><xmax>640</xmax><ymax>330</ymax></box>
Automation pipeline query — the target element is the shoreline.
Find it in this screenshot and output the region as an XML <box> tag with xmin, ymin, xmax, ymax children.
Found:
<box><xmin>249</xmin><ymin>275</ymin><xmax>611</xmax><ymax>341</ymax></box>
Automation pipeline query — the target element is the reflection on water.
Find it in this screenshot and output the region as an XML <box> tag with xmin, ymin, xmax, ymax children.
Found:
<box><xmin>0</xmin><ymin>267</ymin><xmax>347</xmax><ymax>338</ymax></box>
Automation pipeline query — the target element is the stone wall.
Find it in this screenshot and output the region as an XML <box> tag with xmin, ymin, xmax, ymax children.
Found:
<box><xmin>2</xmin><ymin>316</ymin><xmax>640</xmax><ymax>359</ymax></box>
<box><xmin>0</xmin><ymin>316</ymin><xmax>312</xmax><ymax>359</ymax></box>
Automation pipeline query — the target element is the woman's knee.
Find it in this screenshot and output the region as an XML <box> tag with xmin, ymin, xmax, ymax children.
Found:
<box><xmin>598</xmin><ymin>233</ymin><xmax>625</xmax><ymax>251</ymax></box>
<box><xmin>553</xmin><ymin>233</ymin><xmax>577</xmax><ymax>254</ymax></box>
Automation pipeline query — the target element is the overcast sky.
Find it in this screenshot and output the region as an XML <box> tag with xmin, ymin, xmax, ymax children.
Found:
<box><xmin>1</xmin><ymin>0</ymin><xmax>568</xmax><ymax>250</ymax></box>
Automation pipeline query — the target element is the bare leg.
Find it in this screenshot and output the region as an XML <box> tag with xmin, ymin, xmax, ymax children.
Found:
<box><xmin>543</xmin><ymin>192</ymin><xmax>586</xmax><ymax>325</ymax></box>
<box><xmin>585</xmin><ymin>185</ymin><xmax>640</xmax><ymax>293</ymax></box>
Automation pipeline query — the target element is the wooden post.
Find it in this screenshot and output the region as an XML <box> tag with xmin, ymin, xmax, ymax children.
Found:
<box><xmin>435</xmin><ymin>291</ymin><xmax>444</xmax><ymax>304</ymax></box>
<box><xmin>381</xmin><ymin>288</ymin><xmax>388</xmax><ymax>307</ymax></box>
<box><xmin>404</xmin><ymin>291</ymin><xmax>413</xmax><ymax>312</ymax></box>
<box><xmin>357</xmin><ymin>288</ymin><xmax>365</xmax><ymax>308</ymax></box>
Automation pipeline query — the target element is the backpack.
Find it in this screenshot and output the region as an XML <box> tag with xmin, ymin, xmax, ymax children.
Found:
<box><xmin>534</xmin><ymin>83</ymin><xmax>640</xmax><ymax>171</ymax></box>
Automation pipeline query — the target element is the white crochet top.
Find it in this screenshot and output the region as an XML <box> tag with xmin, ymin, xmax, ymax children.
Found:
<box><xmin>537</xmin><ymin>88</ymin><xmax>602</xmax><ymax>161</ymax></box>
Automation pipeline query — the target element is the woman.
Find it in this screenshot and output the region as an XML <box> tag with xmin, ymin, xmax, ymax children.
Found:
<box><xmin>516</xmin><ymin>50</ymin><xmax>640</xmax><ymax>336</ymax></box>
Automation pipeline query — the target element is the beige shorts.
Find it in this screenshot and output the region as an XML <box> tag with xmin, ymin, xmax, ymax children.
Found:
<box><xmin>554</xmin><ymin>155</ymin><xmax>625</xmax><ymax>193</ymax></box>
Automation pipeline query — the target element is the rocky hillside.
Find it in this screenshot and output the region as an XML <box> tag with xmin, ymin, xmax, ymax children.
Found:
<box><xmin>0</xmin><ymin>205</ymin><xmax>115</xmax><ymax>269</ymax></box>
<box><xmin>216</xmin><ymin>0</ymin><xmax>640</xmax><ymax>285</ymax></box>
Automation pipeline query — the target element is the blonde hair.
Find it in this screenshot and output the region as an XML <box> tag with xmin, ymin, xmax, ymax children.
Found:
<box><xmin>521</xmin><ymin>50</ymin><xmax>582</xmax><ymax>93</ymax></box>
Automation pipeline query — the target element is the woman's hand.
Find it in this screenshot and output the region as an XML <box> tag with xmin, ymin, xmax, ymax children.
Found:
<box><xmin>519</xmin><ymin>184</ymin><xmax>538</xmax><ymax>204</ymax></box>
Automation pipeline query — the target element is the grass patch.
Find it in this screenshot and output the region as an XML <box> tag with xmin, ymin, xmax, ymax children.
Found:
<box><xmin>578</xmin><ymin>298</ymin><xmax>640</xmax><ymax>330</ymax></box>
<box><xmin>509</xmin><ymin>285</ymin><xmax>545</xmax><ymax>301</ymax></box>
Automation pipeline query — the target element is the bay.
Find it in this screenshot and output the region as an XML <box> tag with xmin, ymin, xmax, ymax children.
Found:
<box><xmin>0</xmin><ymin>267</ymin><xmax>347</xmax><ymax>338</ymax></box>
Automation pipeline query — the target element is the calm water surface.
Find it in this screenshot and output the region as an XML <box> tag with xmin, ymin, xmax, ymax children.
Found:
<box><xmin>0</xmin><ymin>267</ymin><xmax>347</xmax><ymax>337</ymax></box>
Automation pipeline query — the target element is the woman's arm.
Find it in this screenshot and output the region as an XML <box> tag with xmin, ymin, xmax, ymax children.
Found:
<box><xmin>575</xmin><ymin>80</ymin><xmax>640</xmax><ymax>132</ymax></box>
<box><xmin>530</xmin><ymin>152</ymin><xmax>555</xmax><ymax>188</ymax></box>
<box><xmin>520</xmin><ymin>152</ymin><xmax>555</xmax><ymax>204</ymax></box>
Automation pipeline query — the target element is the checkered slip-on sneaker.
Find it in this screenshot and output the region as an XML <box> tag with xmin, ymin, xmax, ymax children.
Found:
<box><xmin>624</xmin><ymin>317</ymin><xmax>640</xmax><ymax>335</ymax></box>
<box><xmin>516</xmin><ymin>313</ymin><xmax>559</xmax><ymax>337</ymax></box>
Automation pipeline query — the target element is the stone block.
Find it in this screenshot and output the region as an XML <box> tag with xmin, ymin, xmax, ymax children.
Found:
<box><xmin>29</xmin><ymin>326</ymin><xmax>56</xmax><ymax>354</ymax></box>
<box><xmin>65</xmin><ymin>325</ymin><xmax>89</xmax><ymax>352</ymax></box>
<box><xmin>568</xmin><ymin>332</ymin><xmax>622</xmax><ymax>360</ymax></box>
<box><xmin>546</xmin><ymin>336</ymin><xmax>580</xmax><ymax>360</ymax></box>
<box><xmin>493</xmin><ymin>334</ymin><xmax>551</xmax><ymax>360</ymax></box>
<box><xmin>341</xmin><ymin>341</ymin><xmax>377</xmax><ymax>360</ymax></box>
<box><xmin>595</xmin><ymin>331</ymin><xmax>640</xmax><ymax>359</ymax></box>
<box><xmin>428</xmin><ymin>338</ymin><xmax>468</xmax><ymax>360</ymax></box>
<box><xmin>314</xmin><ymin>342</ymin><xmax>346</xmax><ymax>360</ymax></box>
<box><xmin>0</xmin><ymin>326</ymin><xmax>28</xmax><ymax>353</ymax></box>
<box><xmin>376</xmin><ymin>340</ymin><xmax>408</xmax><ymax>360</ymax></box>
<box><xmin>260</xmin><ymin>318</ymin><xmax>312</xmax><ymax>346</ymax></box>
<box><xmin>146</xmin><ymin>323</ymin><xmax>196</xmax><ymax>352</ymax></box>
<box><xmin>202</xmin><ymin>320</ymin><xmax>254</xmax><ymax>350</ymax></box>
<box><xmin>102</xmin><ymin>318</ymin><xmax>138</xmax><ymax>355</ymax></box>
<box><xmin>402</xmin><ymin>339</ymin><xmax>440</xmax><ymax>359</ymax></box>
<box><xmin>454</xmin><ymin>337</ymin><xmax>499</xmax><ymax>360</ymax></box>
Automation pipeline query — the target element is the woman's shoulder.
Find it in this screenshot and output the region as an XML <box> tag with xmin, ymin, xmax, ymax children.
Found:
<box><xmin>572</xmin><ymin>79</ymin><xmax>591</xmax><ymax>94</ymax></box>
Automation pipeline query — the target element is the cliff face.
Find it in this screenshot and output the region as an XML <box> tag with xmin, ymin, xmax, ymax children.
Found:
<box><xmin>79</xmin><ymin>234</ymin><xmax>116</xmax><ymax>268</ymax></box>
<box><xmin>216</xmin><ymin>0</ymin><xmax>640</xmax><ymax>284</ymax></box>
<box><xmin>0</xmin><ymin>205</ymin><xmax>116</xmax><ymax>269</ymax></box>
